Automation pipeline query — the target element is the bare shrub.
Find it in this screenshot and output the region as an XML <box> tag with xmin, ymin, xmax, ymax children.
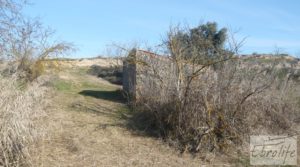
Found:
<box><xmin>126</xmin><ymin>23</ymin><xmax>299</xmax><ymax>154</ymax></box>
<box><xmin>0</xmin><ymin>0</ymin><xmax>73</xmax><ymax>81</ymax></box>
<box><xmin>0</xmin><ymin>74</ymin><xmax>49</xmax><ymax>166</ymax></box>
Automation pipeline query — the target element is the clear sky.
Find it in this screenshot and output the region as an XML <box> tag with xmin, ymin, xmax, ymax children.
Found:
<box><xmin>24</xmin><ymin>0</ymin><xmax>300</xmax><ymax>58</ymax></box>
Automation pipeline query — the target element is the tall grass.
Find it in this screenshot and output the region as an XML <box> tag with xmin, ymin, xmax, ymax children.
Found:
<box><xmin>0</xmin><ymin>74</ymin><xmax>49</xmax><ymax>166</ymax></box>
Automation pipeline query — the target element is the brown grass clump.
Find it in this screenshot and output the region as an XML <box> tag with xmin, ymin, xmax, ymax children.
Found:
<box><xmin>0</xmin><ymin>74</ymin><xmax>49</xmax><ymax>166</ymax></box>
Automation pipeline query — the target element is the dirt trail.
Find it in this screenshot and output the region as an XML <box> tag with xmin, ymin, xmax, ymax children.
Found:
<box><xmin>34</xmin><ymin>68</ymin><xmax>206</xmax><ymax>167</ymax></box>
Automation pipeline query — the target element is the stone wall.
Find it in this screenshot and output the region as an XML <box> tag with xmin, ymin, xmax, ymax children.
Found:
<box><xmin>122</xmin><ymin>50</ymin><xmax>136</xmax><ymax>98</ymax></box>
<box><xmin>123</xmin><ymin>49</ymin><xmax>176</xmax><ymax>100</ymax></box>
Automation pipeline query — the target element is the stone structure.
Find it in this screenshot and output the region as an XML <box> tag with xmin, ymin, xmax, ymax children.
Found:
<box><xmin>123</xmin><ymin>49</ymin><xmax>175</xmax><ymax>100</ymax></box>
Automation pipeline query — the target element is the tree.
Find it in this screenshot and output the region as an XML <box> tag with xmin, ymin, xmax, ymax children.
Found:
<box><xmin>167</xmin><ymin>22</ymin><xmax>229</xmax><ymax>65</ymax></box>
<box><xmin>165</xmin><ymin>22</ymin><xmax>234</xmax><ymax>102</ymax></box>
<box><xmin>0</xmin><ymin>0</ymin><xmax>73</xmax><ymax>81</ymax></box>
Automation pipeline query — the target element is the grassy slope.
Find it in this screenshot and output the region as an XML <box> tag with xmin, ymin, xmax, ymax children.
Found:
<box><xmin>32</xmin><ymin>67</ymin><xmax>213</xmax><ymax>167</ymax></box>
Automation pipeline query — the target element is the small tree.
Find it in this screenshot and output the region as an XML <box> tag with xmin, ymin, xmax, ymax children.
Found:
<box><xmin>166</xmin><ymin>22</ymin><xmax>234</xmax><ymax>102</ymax></box>
<box><xmin>0</xmin><ymin>0</ymin><xmax>73</xmax><ymax>81</ymax></box>
<box><xmin>167</xmin><ymin>22</ymin><xmax>228</xmax><ymax>65</ymax></box>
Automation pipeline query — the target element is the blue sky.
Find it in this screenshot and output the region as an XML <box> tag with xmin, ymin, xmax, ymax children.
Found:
<box><xmin>24</xmin><ymin>0</ymin><xmax>300</xmax><ymax>58</ymax></box>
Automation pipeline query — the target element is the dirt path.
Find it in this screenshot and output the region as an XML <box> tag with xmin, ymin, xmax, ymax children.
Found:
<box><xmin>33</xmin><ymin>68</ymin><xmax>206</xmax><ymax>167</ymax></box>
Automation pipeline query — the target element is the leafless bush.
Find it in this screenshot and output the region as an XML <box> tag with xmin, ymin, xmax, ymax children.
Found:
<box><xmin>126</xmin><ymin>24</ymin><xmax>299</xmax><ymax>154</ymax></box>
<box><xmin>0</xmin><ymin>74</ymin><xmax>49</xmax><ymax>166</ymax></box>
<box><xmin>0</xmin><ymin>0</ymin><xmax>73</xmax><ymax>81</ymax></box>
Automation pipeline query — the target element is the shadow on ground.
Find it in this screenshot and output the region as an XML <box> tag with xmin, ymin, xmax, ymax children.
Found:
<box><xmin>124</xmin><ymin>109</ymin><xmax>163</xmax><ymax>138</ymax></box>
<box><xmin>78</xmin><ymin>89</ymin><xmax>161</xmax><ymax>138</ymax></box>
<box><xmin>79</xmin><ymin>89</ymin><xmax>126</xmax><ymax>103</ymax></box>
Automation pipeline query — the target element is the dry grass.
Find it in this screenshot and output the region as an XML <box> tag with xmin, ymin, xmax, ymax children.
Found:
<box><xmin>51</xmin><ymin>58</ymin><xmax>122</xmax><ymax>68</ymax></box>
<box><xmin>28</xmin><ymin>67</ymin><xmax>214</xmax><ymax>167</ymax></box>
<box><xmin>0</xmin><ymin>74</ymin><xmax>49</xmax><ymax>166</ymax></box>
<box><xmin>4</xmin><ymin>58</ymin><xmax>296</xmax><ymax>166</ymax></box>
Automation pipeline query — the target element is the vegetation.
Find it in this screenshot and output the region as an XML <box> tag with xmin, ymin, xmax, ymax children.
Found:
<box><xmin>0</xmin><ymin>0</ymin><xmax>72</xmax><ymax>82</ymax></box>
<box><xmin>0</xmin><ymin>1</ymin><xmax>299</xmax><ymax>166</ymax></box>
<box><xmin>88</xmin><ymin>65</ymin><xmax>123</xmax><ymax>85</ymax></box>
<box><xmin>0</xmin><ymin>1</ymin><xmax>71</xmax><ymax>166</ymax></box>
<box><xmin>0</xmin><ymin>75</ymin><xmax>49</xmax><ymax>166</ymax></box>
<box><xmin>167</xmin><ymin>22</ymin><xmax>229</xmax><ymax>64</ymax></box>
<box><xmin>126</xmin><ymin>23</ymin><xmax>300</xmax><ymax>155</ymax></box>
